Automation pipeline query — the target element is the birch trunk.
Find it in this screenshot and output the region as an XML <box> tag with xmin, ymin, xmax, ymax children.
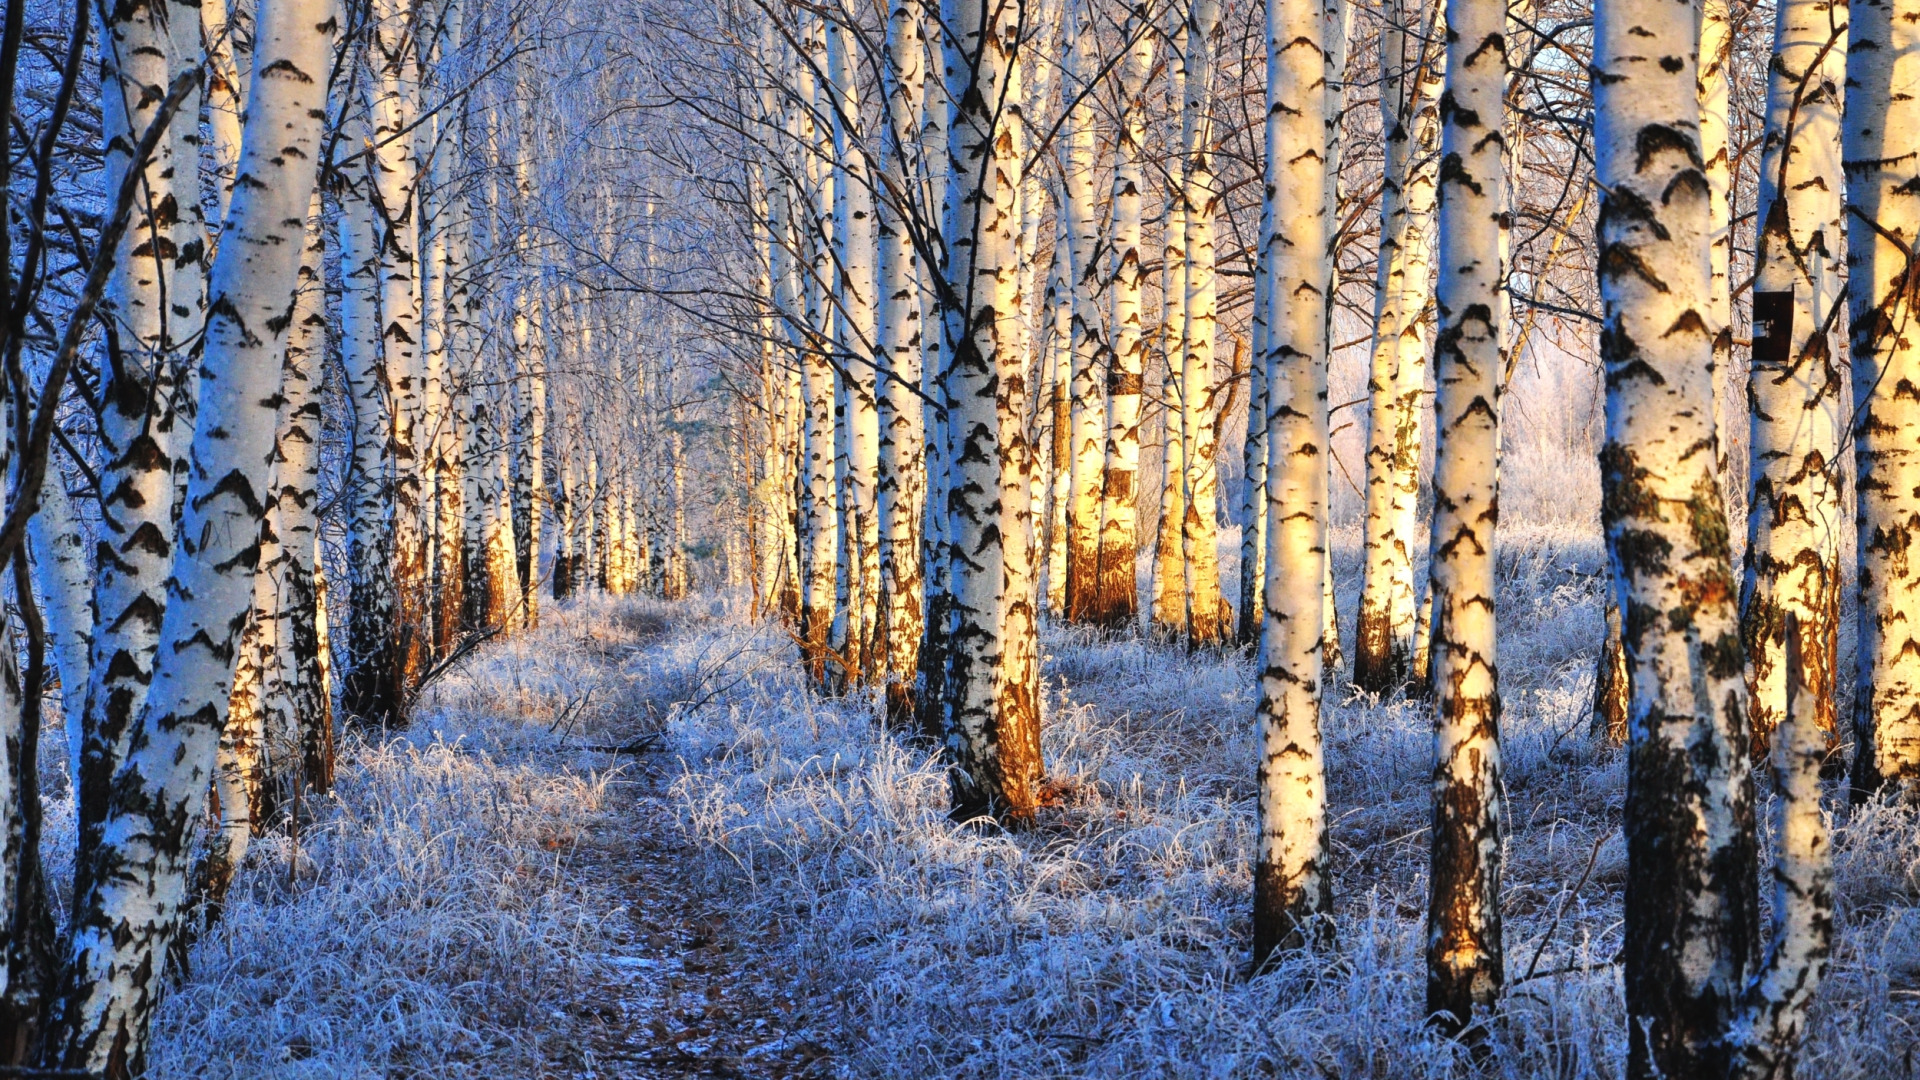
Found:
<box><xmin>1354</xmin><ymin>0</ymin><xmax>1441</xmax><ymax>691</ymax></box>
<box><xmin>1592</xmin><ymin>0</ymin><xmax>1761</xmax><ymax>1066</ymax></box>
<box><xmin>55</xmin><ymin>0</ymin><xmax>335</xmax><ymax>1061</ymax></box>
<box><xmin>1062</xmin><ymin>3</ymin><xmax>1106</xmax><ymax>624</ymax></box>
<box><xmin>829</xmin><ymin>15</ymin><xmax>882</xmax><ymax>684</ymax></box>
<box><xmin>1180</xmin><ymin>0</ymin><xmax>1227</xmax><ymax>646</ymax></box>
<box><xmin>1424</xmin><ymin>0</ymin><xmax>1506</xmax><ymax>1026</ymax></box>
<box><xmin>879</xmin><ymin>0</ymin><xmax>929</xmax><ymax>722</ymax></box>
<box><xmin>1045</xmin><ymin>208</ymin><xmax>1072</xmax><ymax>616</ymax></box>
<box><xmin>1153</xmin><ymin>19</ymin><xmax>1190</xmax><ymax>640</ymax></box>
<box><xmin>30</xmin><ymin>467</ymin><xmax>91</xmax><ymax>794</ymax></box>
<box><xmin>1848</xmin><ymin>0</ymin><xmax>1920</xmax><ymax>796</ymax></box>
<box><xmin>916</xmin><ymin>1</ymin><xmax>954</xmax><ymax>740</ymax></box>
<box><xmin>1741</xmin><ymin>0</ymin><xmax>1847</xmax><ymax>751</ymax></box>
<box><xmin>370</xmin><ymin>0</ymin><xmax>430</xmax><ymax>684</ymax></box>
<box><xmin>1253</xmin><ymin>0</ymin><xmax>1335</xmax><ymax>964</ymax></box>
<box><xmin>339</xmin><ymin>96</ymin><xmax>401</xmax><ymax>725</ymax></box>
<box><xmin>936</xmin><ymin>0</ymin><xmax>1041</xmax><ymax>823</ymax></box>
<box><xmin>1702</xmin><ymin>0</ymin><xmax>1736</xmax><ymax>493</ymax></box>
<box><xmin>75</xmin><ymin>0</ymin><xmax>204</xmax><ymax>879</ymax></box>
<box><xmin>1092</xmin><ymin>11</ymin><xmax>1152</xmax><ymax>630</ymax></box>
<box><xmin>274</xmin><ymin>195</ymin><xmax>333</xmax><ymax>795</ymax></box>
<box><xmin>797</xmin><ymin>40</ymin><xmax>839</xmax><ymax>687</ymax></box>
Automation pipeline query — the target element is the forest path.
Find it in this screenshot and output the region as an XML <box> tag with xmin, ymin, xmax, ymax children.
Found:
<box><xmin>538</xmin><ymin>606</ymin><xmax>834</xmax><ymax>1080</ymax></box>
<box><xmin>556</xmin><ymin>756</ymin><xmax>831</xmax><ymax>1079</ymax></box>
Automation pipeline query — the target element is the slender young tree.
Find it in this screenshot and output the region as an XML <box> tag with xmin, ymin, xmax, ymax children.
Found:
<box><xmin>1062</xmin><ymin>1</ymin><xmax>1106</xmax><ymax>623</ymax></box>
<box><xmin>1253</xmin><ymin>0</ymin><xmax>1335</xmax><ymax>965</ymax></box>
<box><xmin>1354</xmin><ymin>0</ymin><xmax>1441</xmax><ymax>692</ymax></box>
<box><xmin>1592</xmin><ymin>0</ymin><xmax>1761</xmax><ymax>1069</ymax></box>
<box><xmin>828</xmin><ymin>12</ymin><xmax>882</xmax><ymax>684</ymax></box>
<box><xmin>878</xmin><ymin>0</ymin><xmax>930</xmax><ymax>723</ymax></box>
<box><xmin>1092</xmin><ymin>7</ymin><xmax>1152</xmax><ymax>630</ymax></box>
<box><xmin>1179</xmin><ymin>0</ymin><xmax>1228</xmax><ymax>646</ymax></box>
<box><xmin>1424</xmin><ymin>0</ymin><xmax>1507</xmax><ymax>1028</ymax></box>
<box><xmin>1847</xmin><ymin>0</ymin><xmax>1920</xmax><ymax>797</ymax></box>
<box><xmin>1741</xmin><ymin>0</ymin><xmax>1848</xmax><ymax>750</ymax></box>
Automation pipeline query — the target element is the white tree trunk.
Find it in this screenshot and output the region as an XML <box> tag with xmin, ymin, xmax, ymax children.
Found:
<box><xmin>1062</xmin><ymin>2</ymin><xmax>1106</xmax><ymax>624</ymax></box>
<box><xmin>1354</xmin><ymin>0</ymin><xmax>1441</xmax><ymax>691</ymax></box>
<box><xmin>75</xmin><ymin>0</ymin><xmax>206</xmax><ymax>883</ymax></box>
<box><xmin>828</xmin><ymin>14</ymin><xmax>882</xmax><ymax>684</ymax></box>
<box><xmin>1741</xmin><ymin>0</ymin><xmax>1848</xmax><ymax>749</ymax></box>
<box><xmin>1253</xmin><ymin>0</ymin><xmax>1335</xmax><ymax>965</ymax></box>
<box><xmin>1180</xmin><ymin>0</ymin><xmax>1227</xmax><ymax>645</ymax></box>
<box><xmin>878</xmin><ymin>0</ymin><xmax>929</xmax><ymax>722</ymax></box>
<box><xmin>1424</xmin><ymin>0</ymin><xmax>1506</xmax><ymax>1027</ymax></box>
<box><xmin>1848</xmin><ymin>0</ymin><xmax>1920</xmax><ymax>796</ymax></box>
<box><xmin>55</xmin><ymin>0</ymin><xmax>334</xmax><ymax>1061</ymax></box>
<box><xmin>1093</xmin><ymin>14</ymin><xmax>1152</xmax><ymax>630</ymax></box>
<box><xmin>937</xmin><ymin>0</ymin><xmax>1041</xmax><ymax>823</ymax></box>
<box><xmin>1592</xmin><ymin>0</ymin><xmax>1761</xmax><ymax>1066</ymax></box>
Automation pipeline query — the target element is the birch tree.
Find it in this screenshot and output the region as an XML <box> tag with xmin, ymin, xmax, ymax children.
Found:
<box><xmin>1253</xmin><ymin>0</ymin><xmax>1334</xmax><ymax>964</ymax></box>
<box><xmin>934</xmin><ymin>0</ymin><xmax>1041</xmax><ymax>823</ymax></box>
<box><xmin>54</xmin><ymin>0</ymin><xmax>336</xmax><ymax>1060</ymax></box>
<box><xmin>1846</xmin><ymin>0</ymin><xmax>1920</xmax><ymax>796</ymax></box>
<box><xmin>1592</xmin><ymin>0</ymin><xmax>1761</xmax><ymax>1068</ymax></box>
<box><xmin>1062</xmin><ymin>1</ymin><xmax>1106</xmax><ymax>624</ymax></box>
<box><xmin>1741</xmin><ymin>0</ymin><xmax>1848</xmax><ymax>749</ymax></box>
<box><xmin>1354</xmin><ymin>0</ymin><xmax>1440</xmax><ymax>692</ymax></box>
<box><xmin>1423</xmin><ymin>0</ymin><xmax>1506</xmax><ymax>1027</ymax></box>
<box><xmin>1093</xmin><ymin>7</ymin><xmax>1152</xmax><ymax>631</ymax></box>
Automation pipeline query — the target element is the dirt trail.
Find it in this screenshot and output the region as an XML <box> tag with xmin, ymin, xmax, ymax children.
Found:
<box><xmin>539</xmin><ymin>623</ymin><xmax>832</xmax><ymax>1079</ymax></box>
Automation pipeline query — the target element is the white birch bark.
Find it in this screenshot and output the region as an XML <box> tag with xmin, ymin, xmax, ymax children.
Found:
<box><xmin>1253</xmin><ymin>0</ymin><xmax>1334</xmax><ymax>965</ymax></box>
<box><xmin>1728</xmin><ymin>618</ymin><xmax>1833</xmax><ymax>1078</ymax></box>
<box><xmin>938</xmin><ymin>0</ymin><xmax>1041</xmax><ymax>822</ymax></box>
<box><xmin>1741</xmin><ymin>0</ymin><xmax>1848</xmax><ymax>748</ymax></box>
<box><xmin>31</xmin><ymin>463</ymin><xmax>92</xmax><ymax>795</ymax></box>
<box><xmin>1424</xmin><ymin>0</ymin><xmax>1506</xmax><ymax>1026</ymax></box>
<box><xmin>1592</xmin><ymin>0</ymin><xmax>1761</xmax><ymax>1066</ymax></box>
<box><xmin>828</xmin><ymin>13</ymin><xmax>882</xmax><ymax>683</ymax></box>
<box><xmin>1062</xmin><ymin>1</ymin><xmax>1106</xmax><ymax>624</ymax></box>
<box><xmin>1153</xmin><ymin>16</ymin><xmax>1190</xmax><ymax>640</ymax></box>
<box><xmin>1093</xmin><ymin>11</ymin><xmax>1152</xmax><ymax>630</ymax></box>
<box><xmin>339</xmin><ymin>93</ymin><xmax>400</xmax><ymax>724</ymax></box>
<box><xmin>878</xmin><ymin>0</ymin><xmax>929</xmax><ymax>721</ymax></box>
<box><xmin>370</xmin><ymin>0</ymin><xmax>430</xmax><ymax>680</ymax></box>
<box><xmin>1847</xmin><ymin>0</ymin><xmax>1920</xmax><ymax>795</ymax></box>
<box><xmin>1355</xmin><ymin>0</ymin><xmax>1441</xmax><ymax>691</ymax></box>
<box><xmin>1180</xmin><ymin>0</ymin><xmax>1227</xmax><ymax>645</ymax></box>
<box><xmin>56</xmin><ymin>0</ymin><xmax>335</xmax><ymax>1061</ymax></box>
<box><xmin>76</xmin><ymin>0</ymin><xmax>205</xmax><ymax>880</ymax></box>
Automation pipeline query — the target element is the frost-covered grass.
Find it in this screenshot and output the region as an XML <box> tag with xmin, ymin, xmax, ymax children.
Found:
<box><xmin>662</xmin><ymin>524</ymin><xmax>1920</xmax><ymax>1078</ymax></box>
<box><xmin>135</xmin><ymin>604</ymin><xmax>671</xmax><ymax>1079</ymax></box>
<box><xmin>106</xmin><ymin>527</ymin><xmax>1920</xmax><ymax>1076</ymax></box>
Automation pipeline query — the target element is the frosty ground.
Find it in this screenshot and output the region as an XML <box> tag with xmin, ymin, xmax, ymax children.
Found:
<box><xmin>110</xmin><ymin>524</ymin><xmax>1920</xmax><ymax>1078</ymax></box>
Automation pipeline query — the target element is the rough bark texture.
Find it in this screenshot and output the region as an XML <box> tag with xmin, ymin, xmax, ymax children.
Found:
<box><xmin>1253</xmin><ymin>0</ymin><xmax>1335</xmax><ymax>965</ymax></box>
<box><xmin>1847</xmin><ymin>0</ymin><xmax>1920</xmax><ymax>796</ymax></box>
<box><xmin>935</xmin><ymin>0</ymin><xmax>1041</xmax><ymax>825</ymax></box>
<box><xmin>1729</xmin><ymin>618</ymin><xmax>1833</xmax><ymax>1079</ymax></box>
<box><xmin>1423</xmin><ymin>0</ymin><xmax>1506</xmax><ymax>1028</ymax></box>
<box><xmin>1592</xmin><ymin>0</ymin><xmax>1761</xmax><ymax>1068</ymax></box>
<box><xmin>1741</xmin><ymin>0</ymin><xmax>1847</xmax><ymax>754</ymax></box>
<box><xmin>76</xmin><ymin>0</ymin><xmax>205</xmax><ymax>890</ymax></box>
<box><xmin>1091</xmin><ymin>8</ymin><xmax>1151</xmax><ymax>631</ymax></box>
<box><xmin>877</xmin><ymin>0</ymin><xmax>929</xmax><ymax>724</ymax></box>
<box><xmin>55</xmin><ymin>0</ymin><xmax>334</xmax><ymax>1064</ymax></box>
<box><xmin>1355</xmin><ymin>0</ymin><xmax>1441</xmax><ymax>693</ymax></box>
<box><xmin>1179</xmin><ymin>0</ymin><xmax>1227</xmax><ymax>646</ymax></box>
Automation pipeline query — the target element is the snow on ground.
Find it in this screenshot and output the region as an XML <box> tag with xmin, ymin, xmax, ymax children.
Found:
<box><xmin>120</xmin><ymin>532</ymin><xmax>1920</xmax><ymax>1077</ymax></box>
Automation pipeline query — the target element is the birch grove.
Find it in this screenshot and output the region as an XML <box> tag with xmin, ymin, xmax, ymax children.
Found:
<box><xmin>0</xmin><ymin>0</ymin><xmax>1904</xmax><ymax>1067</ymax></box>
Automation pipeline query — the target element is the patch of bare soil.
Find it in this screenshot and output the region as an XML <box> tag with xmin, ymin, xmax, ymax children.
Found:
<box><xmin>546</xmin><ymin>751</ymin><xmax>833</xmax><ymax>1080</ymax></box>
